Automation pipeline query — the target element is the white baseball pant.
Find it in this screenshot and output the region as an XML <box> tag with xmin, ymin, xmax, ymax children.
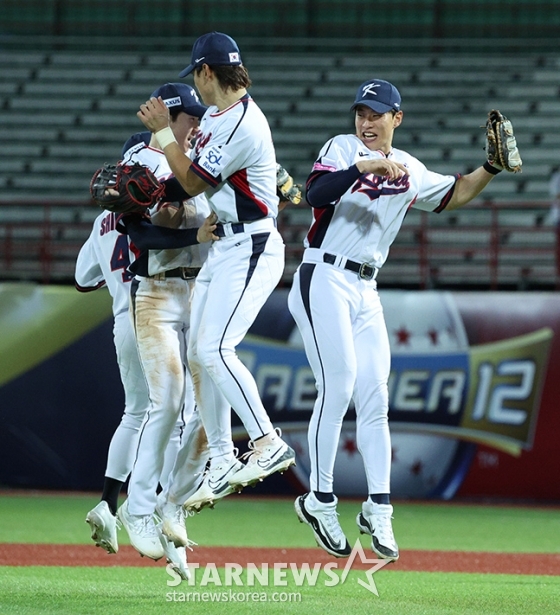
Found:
<box><xmin>187</xmin><ymin>223</ymin><xmax>285</xmax><ymax>458</ymax></box>
<box><xmin>288</xmin><ymin>260</ymin><xmax>392</xmax><ymax>494</ymax></box>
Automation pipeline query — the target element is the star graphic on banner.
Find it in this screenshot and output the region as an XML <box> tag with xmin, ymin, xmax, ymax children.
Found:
<box><xmin>340</xmin><ymin>539</ymin><xmax>392</xmax><ymax>596</ymax></box>
<box><xmin>342</xmin><ymin>437</ymin><xmax>357</xmax><ymax>456</ymax></box>
<box><xmin>395</xmin><ymin>327</ymin><xmax>411</xmax><ymax>345</ymax></box>
<box><xmin>410</xmin><ymin>460</ymin><xmax>423</xmax><ymax>476</ymax></box>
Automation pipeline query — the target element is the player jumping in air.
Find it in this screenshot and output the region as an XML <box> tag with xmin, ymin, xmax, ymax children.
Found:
<box><xmin>288</xmin><ymin>78</ymin><xmax>521</xmax><ymax>559</ymax></box>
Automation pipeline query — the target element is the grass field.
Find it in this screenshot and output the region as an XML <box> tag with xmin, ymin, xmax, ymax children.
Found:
<box><xmin>1</xmin><ymin>492</ymin><xmax>560</xmax><ymax>615</ymax></box>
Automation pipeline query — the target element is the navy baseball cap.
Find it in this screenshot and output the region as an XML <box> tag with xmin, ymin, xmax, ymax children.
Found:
<box><xmin>150</xmin><ymin>83</ymin><xmax>207</xmax><ymax>118</ymax></box>
<box><xmin>179</xmin><ymin>32</ymin><xmax>242</xmax><ymax>77</ymax></box>
<box><xmin>351</xmin><ymin>79</ymin><xmax>402</xmax><ymax>114</ymax></box>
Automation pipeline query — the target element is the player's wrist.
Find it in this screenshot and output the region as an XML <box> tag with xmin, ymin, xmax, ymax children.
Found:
<box><xmin>155</xmin><ymin>126</ymin><xmax>177</xmax><ymax>150</ymax></box>
<box><xmin>483</xmin><ymin>160</ymin><xmax>502</xmax><ymax>175</ymax></box>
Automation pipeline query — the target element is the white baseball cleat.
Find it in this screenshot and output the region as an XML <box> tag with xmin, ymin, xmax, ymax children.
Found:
<box><xmin>183</xmin><ymin>455</ymin><xmax>245</xmax><ymax>512</ymax></box>
<box><xmin>157</xmin><ymin>525</ymin><xmax>191</xmax><ymax>581</ymax></box>
<box><xmin>356</xmin><ymin>501</ymin><xmax>399</xmax><ymax>561</ymax></box>
<box><xmin>156</xmin><ymin>494</ymin><xmax>189</xmax><ymax>548</ymax></box>
<box><xmin>117</xmin><ymin>499</ymin><xmax>164</xmax><ymax>561</ymax></box>
<box><xmin>228</xmin><ymin>429</ymin><xmax>296</xmax><ymax>490</ymax></box>
<box><xmin>85</xmin><ymin>501</ymin><xmax>120</xmax><ymax>554</ymax></box>
<box><xmin>295</xmin><ymin>492</ymin><xmax>351</xmax><ymax>558</ymax></box>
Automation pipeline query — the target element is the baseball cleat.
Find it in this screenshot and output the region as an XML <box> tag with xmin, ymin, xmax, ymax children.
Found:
<box><xmin>117</xmin><ymin>500</ymin><xmax>164</xmax><ymax>561</ymax></box>
<box><xmin>228</xmin><ymin>430</ymin><xmax>296</xmax><ymax>490</ymax></box>
<box><xmin>156</xmin><ymin>494</ymin><xmax>188</xmax><ymax>548</ymax></box>
<box><xmin>356</xmin><ymin>501</ymin><xmax>399</xmax><ymax>561</ymax></box>
<box><xmin>295</xmin><ymin>492</ymin><xmax>351</xmax><ymax>558</ymax></box>
<box><xmin>182</xmin><ymin>456</ymin><xmax>245</xmax><ymax>512</ymax></box>
<box><xmin>157</xmin><ymin>524</ymin><xmax>191</xmax><ymax>581</ymax></box>
<box><xmin>85</xmin><ymin>501</ymin><xmax>120</xmax><ymax>554</ymax></box>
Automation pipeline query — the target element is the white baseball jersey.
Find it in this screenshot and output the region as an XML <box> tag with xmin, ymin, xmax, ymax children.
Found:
<box><xmin>306</xmin><ymin>134</ymin><xmax>457</xmax><ymax>268</ymax></box>
<box><xmin>75</xmin><ymin>211</ymin><xmax>137</xmax><ymax>316</ymax></box>
<box><xmin>189</xmin><ymin>94</ymin><xmax>279</xmax><ymax>223</ymax></box>
<box><xmin>122</xmin><ymin>140</ymin><xmax>211</xmax><ymax>275</ymax></box>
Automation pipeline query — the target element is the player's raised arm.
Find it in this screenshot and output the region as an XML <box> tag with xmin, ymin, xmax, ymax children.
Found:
<box><xmin>138</xmin><ymin>97</ymin><xmax>208</xmax><ymax>196</ymax></box>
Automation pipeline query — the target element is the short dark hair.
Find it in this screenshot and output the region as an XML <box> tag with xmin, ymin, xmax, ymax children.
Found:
<box><xmin>169</xmin><ymin>108</ymin><xmax>183</xmax><ymax>122</ymax></box>
<box><xmin>196</xmin><ymin>64</ymin><xmax>252</xmax><ymax>91</ymax></box>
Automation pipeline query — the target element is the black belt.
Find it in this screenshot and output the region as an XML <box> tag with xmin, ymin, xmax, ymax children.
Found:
<box><xmin>323</xmin><ymin>253</ymin><xmax>377</xmax><ymax>281</ymax></box>
<box><xmin>215</xmin><ymin>223</ymin><xmax>245</xmax><ymax>238</ymax></box>
<box><xmin>154</xmin><ymin>267</ymin><xmax>201</xmax><ymax>280</ymax></box>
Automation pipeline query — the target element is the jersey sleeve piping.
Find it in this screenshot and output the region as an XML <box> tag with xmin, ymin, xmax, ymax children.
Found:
<box><xmin>190</xmin><ymin>161</ymin><xmax>221</xmax><ymax>187</ymax></box>
<box><xmin>434</xmin><ymin>173</ymin><xmax>461</xmax><ymax>213</ymax></box>
<box><xmin>75</xmin><ymin>280</ymin><xmax>106</xmax><ymax>293</ymax></box>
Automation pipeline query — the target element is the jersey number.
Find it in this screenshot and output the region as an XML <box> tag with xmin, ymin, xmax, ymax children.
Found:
<box><xmin>110</xmin><ymin>234</ymin><xmax>133</xmax><ymax>282</ymax></box>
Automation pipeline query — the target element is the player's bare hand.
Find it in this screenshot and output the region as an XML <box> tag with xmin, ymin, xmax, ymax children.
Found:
<box><xmin>197</xmin><ymin>212</ymin><xmax>219</xmax><ymax>243</ymax></box>
<box><xmin>356</xmin><ymin>158</ymin><xmax>408</xmax><ymax>180</ymax></box>
<box><xmin>137</xmin><ymin>97</ymin><xmax>170</xmax><ymax>133</ymax></box>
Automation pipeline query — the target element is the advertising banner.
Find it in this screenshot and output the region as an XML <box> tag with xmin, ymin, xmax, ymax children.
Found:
<box><xmin>0</xmin><ymin>283</ymin><xmax>558</xmax><ymax>500</ymax></box>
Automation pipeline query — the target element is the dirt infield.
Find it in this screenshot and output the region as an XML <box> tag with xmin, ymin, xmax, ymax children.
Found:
<box><xmin>2</xmin><ymin>544</ymin><xmax>560</xmax><ymax>576</ymax></box>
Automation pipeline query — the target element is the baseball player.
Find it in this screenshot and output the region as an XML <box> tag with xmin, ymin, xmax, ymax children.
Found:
<box><xmin>136</xmin><ymin>31</ymin><xmax>295</xmax><ymax>515</ymax></box>
<box><xmin>77</xmin><ymin>207</ymin><xmax>203</xmax><ymax>580</ymax></box>
<box><xmin>77</xmin><ymin>211</ymin><xmax>152</xmax><ymax>555</ymax></box>
<box><xmin>113</xmin><ymin>83</ymin><xmax>217</xmax><ymax>570</ymax></box>
<box><xmin>288</xmin><ymin>79</ymin><xmax>514</xmax><ymax>559</ymax></box>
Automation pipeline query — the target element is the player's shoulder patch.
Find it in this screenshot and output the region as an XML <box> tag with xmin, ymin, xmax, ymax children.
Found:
<box><xmin>197</xmin><ymin>145</ymin><xmax>233</xmax><ymax>179</ymax></box>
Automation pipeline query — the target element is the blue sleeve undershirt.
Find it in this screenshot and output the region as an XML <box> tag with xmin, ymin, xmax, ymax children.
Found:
<box><xmin>161</xmin><ymin>177</ymin><xmax>193</xmax><ymax>201</ymax></box>
<box><xmin>118</xmin><ymin>217</ymin><xmax>199</xmax><ymax>251</ymax></box>
<box><xmin>306</xmin><ymin>165</ymin><xmax>362</xmax><ymax>209</ymax></box>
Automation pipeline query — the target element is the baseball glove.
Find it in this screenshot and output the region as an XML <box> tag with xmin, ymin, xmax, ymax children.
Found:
<box><xmin>90</xmin><ymin>162</ymin><xmax>165</xmax><ymax>214</ymax></box>
<box><xmin>485</xmin><ymin>109</ymin><xmax>522</xmax><ymax>173</ymax></box>
<box><xmin>276</xmin><ymin>163</ymin><xmax>302</xmax><ymax>205</ymax></box>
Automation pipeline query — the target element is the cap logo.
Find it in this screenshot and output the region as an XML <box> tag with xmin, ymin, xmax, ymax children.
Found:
<box><xmin>195</xmin><ymin>56</ymin><xmax>205</xmax><ymax>63</ymax></box>
<box><xmin>363</xmin><ymin>83</ymin><xmax>380</xmax><ymax>97</ymax></box>
<box><xmin>162</xmin><ymin>96</ymin><xmax>181</xmax><ymax>108</ymax></box>
<box><xmin>229</xmin><ymin>52</ymin><xmax>240</xmax><ymax>63</ymax></box>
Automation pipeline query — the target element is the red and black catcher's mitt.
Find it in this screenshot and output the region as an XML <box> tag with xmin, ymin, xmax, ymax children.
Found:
<box><xmin>90</xmin><ymin>162</ymin><xmax>165</xmax><ymax>214</ymax></box>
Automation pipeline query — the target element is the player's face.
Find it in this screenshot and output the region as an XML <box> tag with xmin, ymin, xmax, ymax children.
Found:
<box><xmin>171</xmin><ymin>113</ymin><xmax>201</xmax><ymax>151</ymax></box>
<box><xmin>355</xmin><ymin>106</ymin><xmax>403</xmax><ymax>153</ymax></box>
<box><xmin>193</xmin><ymin>66</ymin><xmax>215</xmax><ymax>106</ymax></box>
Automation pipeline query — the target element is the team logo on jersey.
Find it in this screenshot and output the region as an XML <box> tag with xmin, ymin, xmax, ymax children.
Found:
<box><xmin>352</xmin><ymin>173</ymin><xmax>410</xmax><ymax>199</ymax></box>
<box><xmin>195</xmin><ymin>132</ymin><xmax>212</xmax><ymax>156</ymax></box>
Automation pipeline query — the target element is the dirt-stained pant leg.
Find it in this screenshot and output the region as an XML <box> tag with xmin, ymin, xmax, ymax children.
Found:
<box><xmin>127</xmin><ymin>277</ymin><xmax>194</xmax><ymax>516</ymax></box>
<box><xmin>163</xmin><ymin>410</ymin><xmax>210</xmax><ymax>504</ymax></box>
